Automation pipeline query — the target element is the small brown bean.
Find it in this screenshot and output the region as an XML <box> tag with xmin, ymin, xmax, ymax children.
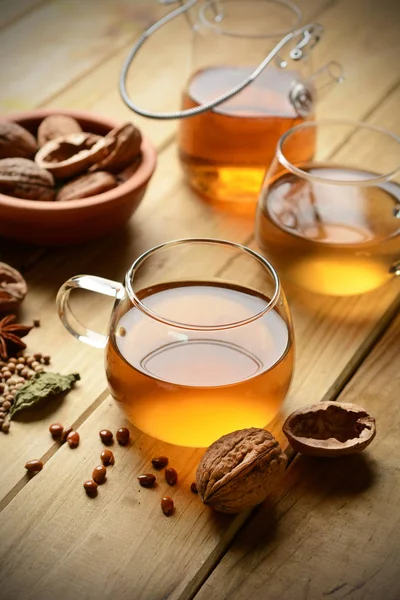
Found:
<box><xmin>61</xmin><ymin>426</ymin><xmax>73</xmax><ymax>443</ymax></box>
<box><xmin>25</xmin><ymin>459</ymin><xmax>43</xmax><ymax>473</ymax></box>
<box><xmin>33</xmin><ymin>353</ymin><xmax>42</xmax><ymax>360</ymax></box>
<box><xmin>26</xmin><ymin>357</ymin><xmax>34</xmax><ymax>366</ymax></box>
<box><xmin>7</xmin><ymin>363</ymin><xmax>16</xmax><ymax>373</ymax></box>
<box><xmin>21</xmin><ymin>368</ymin><xmax>30</xmax><ymax>378</ymax></box>
<box><xmin>33</xmin><ymin>319</ymin><xmax>41</xmax><ymax>328</ymax></box>
<box><xmin>34</xmin><ymin>365</ymin><xmax>44</xmax><ymax>373</ymax></box>
<box><xmin>2</xmin><ymin>400</ymin><xmax>11</xmax><ymax>411</ymax></box>
<box><xmin>100</xmin><ymin>449</ymin><xmax>115</xmax><ymax>466</ymax></box>
<box><xmin>151</xmin><ymin>456</ymin><xmax>169</xmax><ymax>470</ymax></box>
<box><xmin>116</xmin><ymin>427</ymin><xmax>130</xmax><ymax>446</ymax></box>
<box><xmin>165</xmin><ymin>467</ymin><xmax>178</xmax><ymax>486</ymax></box>
<box><xmin>2</xmin><ymin>421</ymin><xmax>9</xmax><ymax>433</ymax></box>
<box><xmin>190</xmin><ymin>482</ymin><xmax>198</xmax><ymax>494</ymax></box>
<box><xmin>16</xmin><ymin>363</ymin><xmax>25</xmax><ymax>372</ymax></box>
<box><xmin>138</xmin><ymin>474</ymin><xmax>156</xmax><ymax>488</ymax></box>
<box><xmin>31</xmin><ymin>361</ymin><xmax>40</xmax><ymax>369</ymax></box>
<box><xmin>16</xmin><ymin>357</ymin><xmax>25</xmax><ymax>364</ymax></box>
<box><xmin>99</xmin><ymin>429</ymin><xmax>113</xmax><ymax>445</ymax></box>
<box><xmin>92</xmin><ymin>465</ymin><xmax>107</xmax><ymax>484</ymax></box>
<box><xmin>83</xmin><ymin>480</ymin><xmax>98</xmax><ymax>497</ymax></box>
<box><xmin>8</xmin><ymin>357</ymin><xmax>18</xmax><ymax>364</ymax></box>
<box><xmin>49</xmin><ymin>423</ymin><xmax>64</xmax><ymax>439</ymax></box>
<box><xmin>67</xmin><ymin>431</ymin><xmax>80</xmax><ymax>448</ymax></box>
<box><xmin>43</xmin><ymin>355</ymin><xmax>51</xmax><ymax>365</ymax></box>
<box><xmin>161</xmin><ymin>496</ymin><xmax>174</xmax><ymax>516</ymax></box>
<box><xmin>0</xmin><ymin>382</ymin><xmax>5</xmax><ymax>391</ymax></box>
<box><xmin>2</xmin><ymin>370</ymin><xmax>11</xmax><ymax>379</ymax></box>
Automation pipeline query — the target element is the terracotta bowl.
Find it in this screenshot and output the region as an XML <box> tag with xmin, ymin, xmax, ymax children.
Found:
<box><xmin>0</xmin><ymin>109</ymin><xmax>157</xmax><ymax>245</ymax></box>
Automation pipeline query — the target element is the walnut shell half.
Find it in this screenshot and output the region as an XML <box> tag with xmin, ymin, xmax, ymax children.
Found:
<box><xmin>0</xmin><ymin>262</ymin><xmax>27</xmax><ymax>313</ymax></box>
<box><xmin>282</xmin><ymin>401</ymin><xmax>376</xmax><ymax>457</ymax></box>
<box><xmin>89</xmin><ymin>122</ymin><xmax>142</xmax><ymax>174</ymax></box>
<box><xmin>196</xmin><ymin>428</ymin><xmax>287</xmax><ymax>514</ymax></box>
<box><xmin>35</xmin><ymin>132</ymin><xmax>115</xmax><ymax>179</ymax></box>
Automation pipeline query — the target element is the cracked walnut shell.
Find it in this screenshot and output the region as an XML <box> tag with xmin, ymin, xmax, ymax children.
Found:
<box><xmin>196</xmin><ymin>428</ymin><xmax>287</xmax><ymax>513</ymax></box>
<box><xmin>282</xmin><ymin>401</ymin><xmax>376</xmax><ymax>457</ymax></box>
<box><xmin>35</xmin><ymin>132</ymin><xmax>115</xmax><ymax>179</ymax></box>
<box><xmin>89</xmin><ymin>122</ymin><xmax>142</xmax><ymax>174</ymax></box>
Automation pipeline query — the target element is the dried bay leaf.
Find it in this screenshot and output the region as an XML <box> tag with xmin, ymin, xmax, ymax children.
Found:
<box><xmin>9</xmin><ymin>371</ymin><xmax>80</xmax><ymax>420</ymax></box>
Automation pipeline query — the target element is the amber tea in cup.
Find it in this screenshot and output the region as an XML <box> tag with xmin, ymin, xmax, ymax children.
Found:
<box><xmin>57</xmin><ymin>239</ymin><xmax>294</xmax><ymax>447</ymax></box>
<box><xmin>119</xmin><ymin>0</ymin><xmax>342</xmax><ymax>209</ymax></box>
<box><xmin>256</xmin><ymin>120</ymin><xmax>400</xmax><ymax>295</ymax></box>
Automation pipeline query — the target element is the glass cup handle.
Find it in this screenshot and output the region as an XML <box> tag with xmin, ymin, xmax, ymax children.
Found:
<box><xmin>56</xmin><ymin>275</ymin><xmax>126</xmax><ymax>349</ymax></box>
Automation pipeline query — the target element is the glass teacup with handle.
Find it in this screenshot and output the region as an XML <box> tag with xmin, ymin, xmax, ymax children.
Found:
<box><xmin>120</xmin><ymin>0</ymin><xmax>343</xmax><ymax>210</ymax></box>
<box><xmin>255</xmin><ymin>120</ymin><xmax>400</xmax><ymax>295</ymax></box>
<box><xmin>57</xmin><ymin>239</ymin><xmax>294</xmax><ymax>447</ymax></box>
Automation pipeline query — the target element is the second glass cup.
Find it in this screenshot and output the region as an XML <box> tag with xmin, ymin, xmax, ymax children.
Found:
<box><xmin>255</xmin><ymin>120</ymin><xmax>400</xmax><ymax>295</ymax></box>
<box><xmin>57</xmin><ymin>239</ymin><xmax>294</xmax><ymax>447</ymax></box>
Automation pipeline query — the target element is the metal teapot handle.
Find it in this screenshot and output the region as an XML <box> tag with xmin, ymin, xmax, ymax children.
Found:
<box><xmin>119</xmin><ymin>0</ymin><xmax>325</xmax><ymax>120</ymax></box>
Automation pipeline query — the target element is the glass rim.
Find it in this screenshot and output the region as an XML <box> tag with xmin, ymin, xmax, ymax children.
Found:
<box><xmin>277</xmin><ymin>119</ymin><xmax>400</xmax><ymax>186</ymax></box>
<box><xmin>199</xmin><ymin>0</ymin><xmax>302</xmax><ymax>40</ymax></box>
<box><xmin>125</xmin><ymin>238</ymin><xmax>281</xmax><ymax>331</ymax></box>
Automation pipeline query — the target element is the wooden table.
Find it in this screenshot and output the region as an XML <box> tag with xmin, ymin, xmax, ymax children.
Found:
<box><xmin>1</xmin><ymin>1</ymin><xmax>399</xmax><ymax>598</ymax></box>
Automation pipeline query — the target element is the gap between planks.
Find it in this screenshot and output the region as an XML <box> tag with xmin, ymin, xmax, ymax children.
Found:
<box><xmin>0</xmin><ymin>0</ymin><xmax>49</xmax><ymax>32</ymax></box>
<box><xmin>0</xmin><ymin>387</ymin><xmax>110</xmax><ymax>513</ymax></box>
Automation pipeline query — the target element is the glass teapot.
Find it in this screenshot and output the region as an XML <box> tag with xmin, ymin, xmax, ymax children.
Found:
<box><xmin>120</xmin><ymin>0</ymin><xmax>343</xmax><ymax>210</ymax></box>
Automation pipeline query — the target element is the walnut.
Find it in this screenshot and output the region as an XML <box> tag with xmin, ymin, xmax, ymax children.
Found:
<box><xmin>57</xmin><ymin>171</ymin><xmax>118</xmax><ymax>202</ymax></box>
<box><xmin>35</xmin><ymin>132</ymin><xmax>115</xmax><ymax>179</ymax></box>
<box><xmin>89</xmin><ymin>123</ymin><xmax>142</xmax><ymax>174</ymax></box>
<box><xmin>0</xmin><ymin>262</ymin><xmax>28</xmax><ymax>313</ymax></box>
<box><xmin>282</xmin><ymin>401</ymin><xmax>376</xmax><ymax>457</ymax></box>
<box><xmin>0</xmin><ymin>158</ymin><xmax>55</xmax><ymax>201</ymax></box>
<box><xmin>196</xmin><ymin>428</ymin><xmax>287</xmax><ymax>513</ymax></box>
<box><xmin>37</xmin><ymin>115</ymin><xmax>82</xmax><ymax>147</ymax></box>
<box><xmin>0</xmin><ymin>121</ymin><xmax>38</xmax><ymax>159</ymax></box>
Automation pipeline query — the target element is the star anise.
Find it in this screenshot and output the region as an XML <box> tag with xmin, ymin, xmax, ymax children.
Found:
<box><xmin>0</xmin><ymin>315</ymin><xmax>33</xmax><ymax>360</ymax></box>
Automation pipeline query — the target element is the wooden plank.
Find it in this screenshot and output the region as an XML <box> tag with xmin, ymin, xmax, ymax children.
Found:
<box><xmin>193</xmin><ymin>314</ymin><xmax>400</xmax><ymax>600</ymax></box>
<box><xmin>313</xmin><ymin>0</ymin><xmax>400</xmax><ymax>153</ymax></box>
<box><xmin>40</xmin><ymin>12</ymin><xmax>193</xmax><ymax>149</ymax></box>
<box><xmin>0</xmin><ymin>0</ymin><xmax>47</xmax><ymax>30</ymax></box>
<box><xmin>0</xmin><ymin>0</ymin><xmax>162</xmax><ymax>112</ymax></box>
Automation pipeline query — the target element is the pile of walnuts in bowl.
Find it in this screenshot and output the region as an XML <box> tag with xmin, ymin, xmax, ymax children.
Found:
<box><xmin>0</xmin><ymin>115</ymin><xmax>142</xmax><ymax>202</ymax></box>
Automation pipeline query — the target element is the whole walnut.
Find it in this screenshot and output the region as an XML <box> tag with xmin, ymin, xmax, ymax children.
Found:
<box><xmin>0</xmin><ymin>121</ymin><xmax>38</xmax><ymax>159</ymax></box>
<box><xmin>37</xmin><ymin>114</ymin><xmax>82</xmax><ymax>147</ymax></box>
<box><xmin>196</xmin><ymin>428</ymin><xmax>287</xmax><ymax>513</ymax></box>
<box><xmin>0</xmin><ymin>263</ymin><xmax>28</xmax><ymax>313</ymax></box>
